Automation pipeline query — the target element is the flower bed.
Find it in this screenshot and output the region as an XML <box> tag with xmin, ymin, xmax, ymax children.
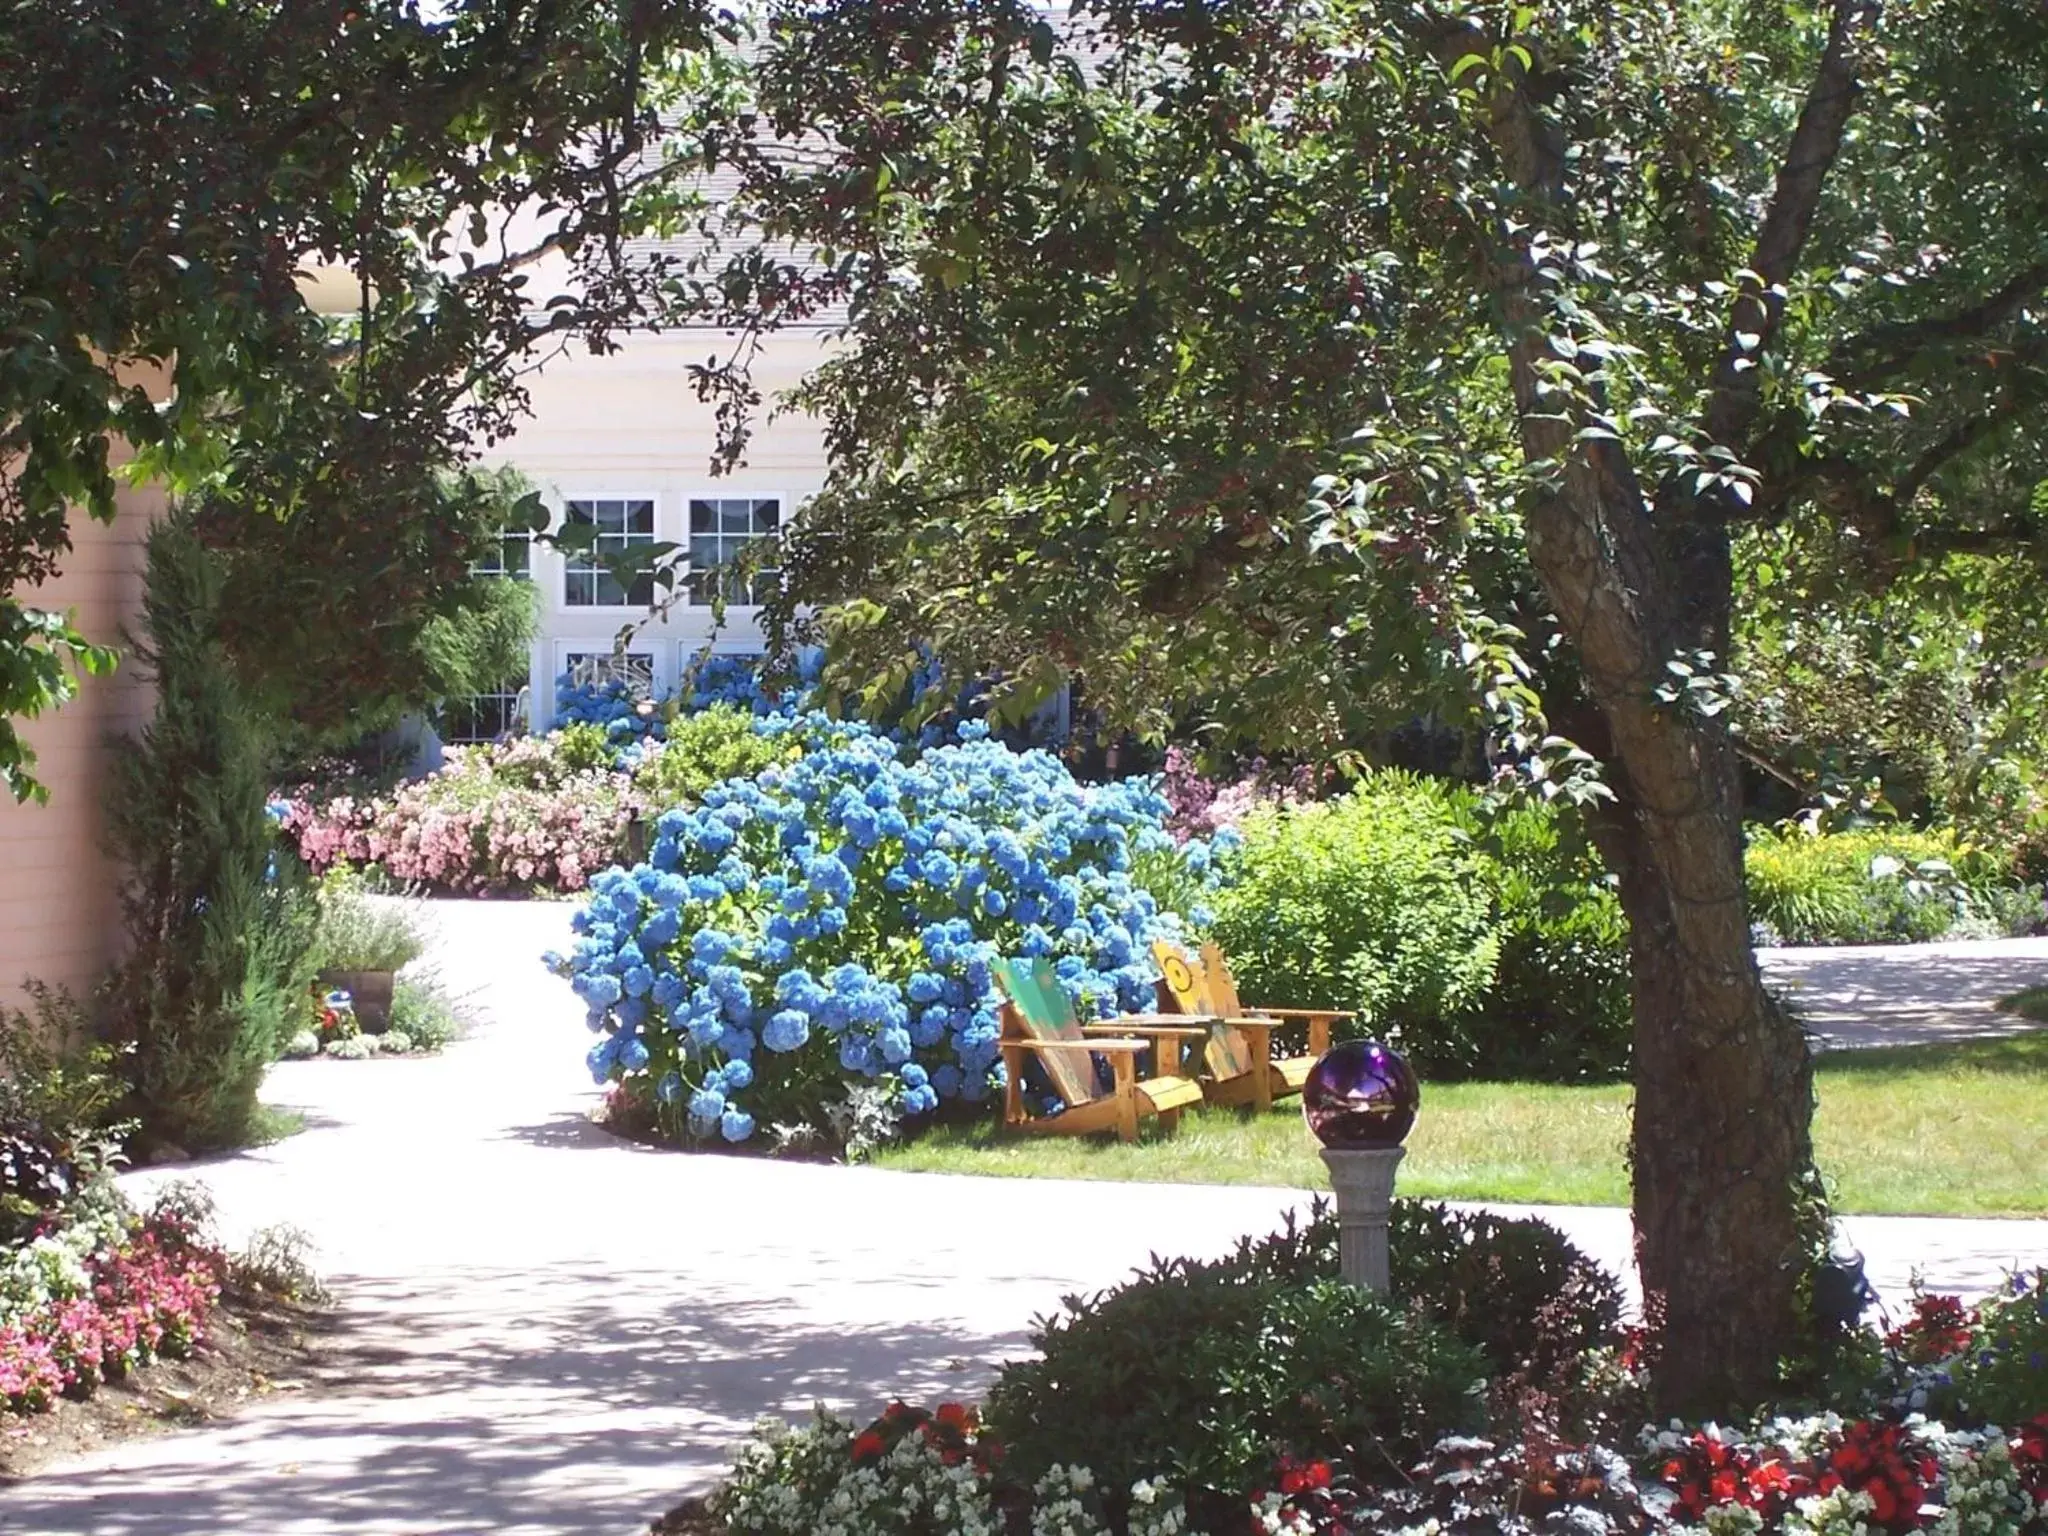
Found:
<box><xmin>279</xmin><ymin>733</ymin><xmax>635</xmax><ymax>893</ymax></box>
<box><xmin>278</xmin><ymin>701</ymin><xmax>810</xmax><ymax>896</ymax></box>
<box><xmin>559</xmin><ymin>718</ymin><xmax>1228</xmax><ymax>1153</ymax></box>
<box><xmin>676</xmin><ymin>1210</ymin><xmax>2048</xmax><ymax>1536</ymax></box>
<box><xmin>1</xmin><ymin>1193</ymin><xmax>225</xmax><ymax>1416</ymax></box>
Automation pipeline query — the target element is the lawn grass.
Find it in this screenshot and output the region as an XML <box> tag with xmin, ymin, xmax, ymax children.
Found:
<box><xmin>872</xmin><ymin>1033</ymin><xmax>2048</xmax><ymax>1217</ymax></box>
<box><xmin>1998</xmin><ymin>986</ymin><xmax>2048</xmax><ymax>1023</ymax></box>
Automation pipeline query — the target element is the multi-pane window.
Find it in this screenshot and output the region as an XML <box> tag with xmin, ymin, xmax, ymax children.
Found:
<box><xmin>562</xmin><ymin>497</ymin><xmax>656</xmax><ymax>607</ymax></box>
<box><xmin>472</xmin><ymin>526</ymin><xmax>533</xmax><ymax>580</ymax></box>
<box><xmin>687</xmin><ymin>497</ymin><xmax>780</xmax><ymax>606</ymax></box>
<box><xmin>441</xmin><ymin>678</ymin><xmax>528</xmax><ymax>744</ymax></box>
<box><xmin>561</xmin><ymin>650</ymin><xmax>656</xmax><ymax>696</ymax></box>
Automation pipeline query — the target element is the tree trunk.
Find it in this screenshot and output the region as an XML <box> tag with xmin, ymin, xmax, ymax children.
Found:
<box><xmin>1470</xmin><ymin>57</ymin><xmax>1830</xmax><ymax>1405</ymax></box>
<box><xmin>1588</xmin><ymin>767</ymin><xmax>1820</xmax><ymax>1415</ymax></box>
<box><xmin>1522</xmin><ymin>470</ymin><xmax>1821</xmax><ymax>1410</ymax></box>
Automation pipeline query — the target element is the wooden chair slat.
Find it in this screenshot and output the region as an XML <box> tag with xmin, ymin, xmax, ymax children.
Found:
<box><xmin>1152</xmin><ymin>939</ymin><xmax>1336</xmax><ymax>1111</ymax></box>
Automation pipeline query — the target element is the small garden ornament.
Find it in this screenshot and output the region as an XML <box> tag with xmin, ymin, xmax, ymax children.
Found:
<box><xmin>1303</xmin><ymin>1039</ymin><xmax>1418</xmax><ymax>1293</ymax></box>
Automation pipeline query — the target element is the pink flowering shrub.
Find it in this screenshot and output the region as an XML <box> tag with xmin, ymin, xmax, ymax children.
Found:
<box><xmin>1159</xmin><ymin>746</ymin><xmax>1322</xmax><ymax>842</ymax></box>
<box><xmin>0</xmin><ymin>1213</ymin><xmax>222</xmax><ymax>1416</ymax></box>
<box><xmin>280</xmin><ymin>736</ymin><xmax>636</xmax><ymax>895</ymax></box>
<box><xmin>0</xmin><ymin>1325</ymin><xmax>62</xmax><ymax>1411</ymax></box>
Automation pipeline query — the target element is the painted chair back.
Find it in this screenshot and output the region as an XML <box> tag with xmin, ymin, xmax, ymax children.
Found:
<box><xmin>992</xmin><ymin>955</ymin><xmax>1102</xmax><ymax>1109</ymax></box>
<box><xmin>1198</xmin><ymin>942</ymin><xmax>1250</xmax><ymax>1016</ymax></box>
<box><xmin>1151</xmin><ymin>940</ymin><xmax>1255</xmax><ymax>1078</ymax></box>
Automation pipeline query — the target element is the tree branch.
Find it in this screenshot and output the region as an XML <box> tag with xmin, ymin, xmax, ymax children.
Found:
<box><xmin>1827</xmin><ymin>261</ymin><xmax>2048</xmax><ymax>390</ymax></box>
<box><xmin>1703</xmin><ymin>0</ymin><xmax>1874</xmax><ymax>451</ymax></box>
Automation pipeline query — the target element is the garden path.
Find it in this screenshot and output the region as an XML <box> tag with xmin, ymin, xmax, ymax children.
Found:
<box><xmin>1758</xmin><ymin>934</ymin><xmax>2048</xmax><ymax>1049</ymax></box>
<box><xmin>2</xmin><ymin>905</ymin><xmax>2045</xmax><ymax>1536</ymax></box>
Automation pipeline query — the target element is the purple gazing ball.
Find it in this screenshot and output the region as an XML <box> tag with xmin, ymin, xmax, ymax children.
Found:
<box><xmin>1303</xmin><ymin>1039</ymin><xmax>1419</xmax><ymax>1148</ymax></box>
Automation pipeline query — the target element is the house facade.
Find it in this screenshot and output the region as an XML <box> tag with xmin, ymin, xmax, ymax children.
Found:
<box><xmin>454</xmin><ymin>325</ymin><xmax>835</xmax><ymax>742</ymax></box>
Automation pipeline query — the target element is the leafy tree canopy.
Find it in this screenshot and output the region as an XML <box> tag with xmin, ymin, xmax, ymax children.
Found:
<box><xmin>0</xmin><ymin>0</ymin><xmax>740</xmax><ymax>797</ymax></box>
<box><xmin>691</xmin><ymin>0</ymin><xmax>2048</xmax><ymax>778</ymax></box>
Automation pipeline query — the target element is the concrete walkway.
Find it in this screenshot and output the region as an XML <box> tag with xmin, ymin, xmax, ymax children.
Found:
<box><xmin>2</xmin><ymin>906</ymin><xmax>2045</xmax><ymax>1536</ymax></box>
<box><xmin>1759</xmin><ymin>935</ymin><xmax>2048</xmax><ymax>1049</ymax></box>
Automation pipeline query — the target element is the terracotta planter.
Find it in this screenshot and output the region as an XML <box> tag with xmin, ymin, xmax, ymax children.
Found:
<box><xmin>318</xmin><ymin>969</ymin><xmax>396</xmax><ymax>1034</ymax></box>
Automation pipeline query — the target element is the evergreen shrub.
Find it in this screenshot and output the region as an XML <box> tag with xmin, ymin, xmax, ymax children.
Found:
<box><xmin>104</xmin><ymin>518</ymin><xmax>319</xmax><ymax>1155</ymax></box>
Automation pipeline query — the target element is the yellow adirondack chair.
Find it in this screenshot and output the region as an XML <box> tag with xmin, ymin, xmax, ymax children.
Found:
<box><xmin>1151</xmin><ymin>940</ymin><xmax>1350</xmax><ymax>1112</ymax></box>
<box><xmin>994</xmin><ymin>956</ymin><xmax>1211</xmax><ymax>1142</ymax></box>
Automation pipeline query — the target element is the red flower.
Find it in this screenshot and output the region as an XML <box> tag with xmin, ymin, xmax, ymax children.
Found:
<box><xmin>850</xmin><ymin>1430</ymin><xmax>886</xmax><ymax>1464</ymax></box>
<box><xmin>1885</xmin><ymin>1294</ymin><xmax>1976</xmax><ymax>1364</ymax></box>
<box><xmin>935</xmin><ymin>1401</ymin><xmax>973</xmax><ymax>1432</ymax></box>
<box><xmin>2011</xmin><ymin>1413</ymin><xmax>2048</xmax><ymax>1501</ymax></box>
<box><xmin>1818</xmin><ymin>1421</ymin><xmax>1939</xmax><ymax>1532</ymax></box>
<box><xmin>1657</xmin><ymin>1430</ymin><xmax>1810</xmax><ymax>1521</ymax></box>
<box><xmin>1277</xmin><ymin>1457</ymin><xmax>1333</xmax><ymax>1496</ymax></box>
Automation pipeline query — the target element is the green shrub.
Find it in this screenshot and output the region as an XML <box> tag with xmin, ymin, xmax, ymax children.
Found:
<box><xmin>1744</xmin><ymin>825</ymin><xmax>2032</xmax><ymax>945</ymax></box>
<box><xmin>387</xmin><ymin>976</ymin><xmax>462</xmax><ymax>1052</ymax></box>
<box><xmin>105</xmin><ymin>516</ymin><xmax>322</xmax><ymax>1156</ymax></box>
<box><xmin>1211</xmin><ymin>774</ymin><xmax>1633</xmax><ymax>1080</ymax></box>
<box><xmin>630</xmin><ymin>704</ymin><xmax>799</xmax><ymax>810</ymax></box>
<box><xmin>987</xmin><ymin>1272</ymin><xmax>1484</xmax><ymax>1503</ymax></box>
<box><xmin>0</xmin><ymin>982</ymin><xmax>127</xmax><ymax>1149</ymax></box>
<box><xmin>1211</xmin><ymin>775</ymin><xmax>1501</xmax><ymax>1072</ymax></box>
<box><xmin>1213</xmin><ymin>1199</ymin><xmax>1626</xmax><ymax>1385</ymax></box>
<box><xmin>1950</xmin><ymin>1268</ymin><xmax>2048</xmax><ymax>1425</ymax></box>
<box><xmin>986</xmin><ymin>1200</ymin><xmax>1623</xmax><ymax>1503</ymax></box>
<box><xmin>1462</xmin><ymin>803</ymin><xmax>1634</xmax><ymax>1082</ymax></box>
<box><xmin>311</xmin><ymin>874</ymin><xmax>426</xmax><ymax>972</ymax></box>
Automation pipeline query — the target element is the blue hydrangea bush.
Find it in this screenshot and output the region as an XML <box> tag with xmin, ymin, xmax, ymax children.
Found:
<box><xmin>678</xmin><ymin>648</ymin><xmax>825</xmax><ymax>716</ymax></box>
<box><xmin>554</xmin><ymin>674</ymin><xmax>664</xmax><ymax>746</ymax></box>
<box><xmin>559</xmin><ymin>717</ymin><xmax>1227</xmax><ymax>1152</ymax></box>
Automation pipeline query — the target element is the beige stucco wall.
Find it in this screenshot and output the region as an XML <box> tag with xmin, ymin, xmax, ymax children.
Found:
<box><xmin>496</xmin><ymin>327</ymin><xmax>834</xmax><ymax>723</ymax></box>
<box><xmin>0</xmin><ymin>477</ymin><xmax>163</xmax><ymax>1014</ymax></box>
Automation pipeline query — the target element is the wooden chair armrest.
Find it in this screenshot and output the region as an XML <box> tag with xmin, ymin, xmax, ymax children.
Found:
<box><xmin>1081</xmin><ymin>1021</ymin><xmax>1212</xmax><ymax>1039</ymax></box>
<box><xmin>1108</xmin><ymin>1012</ymin><xmax>1222</xmax><ymax>1030</ymax></box>
<box><xmin>1246</xmin><ymin>1006</ymin><xmax>1353</xmax><ymax>1021</ymax></box>
<box><xmin>1221</xmin><ymin>1016</ymin><xmax>1278</xmax><ymax>1034</ymax></box>
<box><xmin>1009</xmin><ymin>1037</ymin><xmax>1149</xmax><ymax>1054</ymax></box>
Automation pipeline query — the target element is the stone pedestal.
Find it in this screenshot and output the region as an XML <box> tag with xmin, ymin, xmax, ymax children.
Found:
<box><xmin>1319</xmin><ymin>1146</ymin><xmax>1405</xmax><ymax>1292</ymax></box>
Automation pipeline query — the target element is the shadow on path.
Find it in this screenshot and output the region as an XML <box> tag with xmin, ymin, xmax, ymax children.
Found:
<box><xmin>1762</xmin><ymin>939</ymin><xmax>2048</xmax><ymax>1049</ymax></box>
<box><xmin>4</xmin><ymin>1269</ymin><xmax>1006</xmax><ymax>1536</ymax></box>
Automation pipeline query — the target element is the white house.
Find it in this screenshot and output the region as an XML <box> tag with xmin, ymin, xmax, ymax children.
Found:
<box><xmin>449</xmin><ymin>322</ymin><xmax>834</xmax><ymax>741</ymax></box>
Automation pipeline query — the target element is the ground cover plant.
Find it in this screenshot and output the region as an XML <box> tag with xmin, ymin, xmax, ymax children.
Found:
<box><xmin>0</xmin><ymin>1183</ymin><xmax>223</xmax><ymax>1415</ymax></box>
<box><xmin>560</xmin><ymin>718</ymin><xmax>1230</xmax><ymax>1155</ymax></box>
<box><xmin>280</xmin><ymin>977</ymin><xmax>464</xmax><ymax>1062</ymax></box>
<box><xmin>873</xmin><ymin>1033</ymin><xmax>2048</xmax><ymax>1218</ymax></box>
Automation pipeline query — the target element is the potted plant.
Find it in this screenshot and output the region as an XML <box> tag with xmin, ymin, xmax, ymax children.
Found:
<box><xmin>311</xmin><ymin>877</ymin><xmax>425</xmax><ymax>1034</ymax></box>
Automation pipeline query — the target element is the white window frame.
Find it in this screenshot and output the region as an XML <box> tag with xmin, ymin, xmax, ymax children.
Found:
<box><xmin>471</xmin><ymin>524</ymin><xmax>535</xmax><ymax>581</ymax></box>
<box><xmin>550</xmin><ymin>639</ymin><xmax>667</xmax><ymax>728</ymax></box>
<box><xmin>560</xmin><ymin>494</ymin><xmax>661</xmax><ymax>612</ymax></box>
<box><xmin>440</xmin><ymin>676</ymin><xmax>530</xmax><ymax>745</ymax></box>
<box><xmin>684</xmin><ymin>495</ymin><xmax>783</xmax><ymax>609</ymax></box>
